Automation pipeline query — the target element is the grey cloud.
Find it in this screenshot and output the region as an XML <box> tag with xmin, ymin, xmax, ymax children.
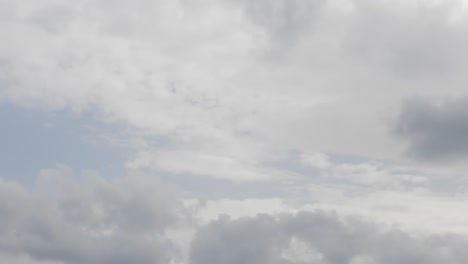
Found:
<box><xmin>0</xmin><ymin>172</ymin><xmax>184</xmax><ymax>264</ymax></box>
<box><xmin>191</xmin><ymin>214</ymin><xmax>288</xmax><ymax>264</ymax></box>
<box><xmin>394</xmin><ymin>98</ymin><xmax>468</xmax><ymax>161</ymax></box>
<box><xmin>231</xmin><ymin>0</ymin><xmax>325</xmax><ymax>46</ymax></box>
<box><xmin>28</xmin><ymin>5</ymin><xmax>77</xmax><ymax>34</ymax></box>
<box><xmin>343</xmin><ymin>0</ymin><xmax>468</xmax><ymax>81</ymax></box>
<box><xmin>191</xmin><ymin>211</ymin><xmax>468</xmax><ymax>264</ymax></box>
<box><xmin>228</xmin><ymin>0</ymin><xmax>468</xmax><ymax>74</ymax></box>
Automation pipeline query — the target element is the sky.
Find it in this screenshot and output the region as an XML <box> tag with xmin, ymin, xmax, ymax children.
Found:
<box><xmin>2</xmin><ymin>0</ymin><xmax>468</xmax><ymax>263</ymax></box>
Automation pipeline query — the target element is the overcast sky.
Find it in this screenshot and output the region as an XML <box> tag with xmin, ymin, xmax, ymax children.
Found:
<box><xmin>2</xmin><ymin>0</ymin><xmax>468</xmax><ymax>263</ymax></box>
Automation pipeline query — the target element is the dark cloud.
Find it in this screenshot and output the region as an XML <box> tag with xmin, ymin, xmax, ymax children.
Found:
<box><xmin>191</xmin><ymin>211</ymin><xmax>468</xmax><ymax>264</ymax></box>
<box><xmin>0</xmin><ymin>173</ymin><xmax>184</xmax><ymax>264</ymax></box>
<box><xmin>394</xmin><ymin>98</ymin><xmax>468</xmax><ymax>161</ymax></box>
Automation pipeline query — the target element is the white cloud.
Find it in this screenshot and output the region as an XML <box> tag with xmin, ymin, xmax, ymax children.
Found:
<box><xmin>300</xmin><ymin>152</ymin><xmax>331</xmax><ymax>169</ymax></box>
<box><xmin>129</xmin><ymin>149</ymin><xmax>291</xmax><ymax>182</ymax></box>
<box><xmin>349</xmin><ymin>255</ymin><xmax>376</xmax><ymax>264</ymax></box>
<box><xmin>296</xmin><ymin>185</ymin><xmax>468</xmax><ymax>235</ymax></box>
<box><xmin>186</xmin><ymin>198</ymin><xmax>292</xmax><ymax>223</ymax></box>
<box><xmin>3</xmin><ymin>0</ymin><xmax>468</xmax><ymax>183</ymax></box>
<box><xmin>299</xmin><ymin>152</ymin><xmax>428</xmax><ymax>187</ymax></box>
<box><xmin>3</xmin><ymin>0</ymin><xmax>468</xmax><ymax>262</ymax></box>
<box><xmin>281</xmin><ymin>236</ymin><xmax>327</xmax><ymax>264</ymax></box>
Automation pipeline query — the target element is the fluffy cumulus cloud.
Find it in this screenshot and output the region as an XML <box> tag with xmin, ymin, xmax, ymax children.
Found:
<box><xmin>191</xmin><ymin>212</ymin><xmax>468</xmax><ymax>264</ymax></box>
<box><xmin>5</xmin><ymin>170</ymin><xmax>468</xmax><ymax>264</ymax></box>
<box><xmin>3</xmin><ymin>0</ymin><xmax>468</xmax><ymax>263</ymax></box>
<box><xmin>0</xmin><ymin>168</ymin><xmax>185</xmax><ymax>264</ymax></box>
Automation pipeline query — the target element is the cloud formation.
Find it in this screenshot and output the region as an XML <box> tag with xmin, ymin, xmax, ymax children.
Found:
<box><xmin>3</xmin><ymin>0</ymin><xmax>468</xmax><ymax>263</ymax></box>
<box><xmin>4</xmin><ymin>170</ymin><xmax>467</xmax><ymax>264</ymax></box>
<box><xmin>0</xmin><ymin>168</ymin><xmax>184</xmax><ymax>264</ymax></box>
<box><xmin>191</xmin><ymin>211</ymin><xmax>468</xmax><ymax>264</ymax></box>
<box><xmin>2</xmin><ymin>0</ymin><xmax>468</xmax><ymax>181</ymax></box>
<box><xmin>395</xmin><ymin>97</ymin><xmax>468</xmax><ymax>161</ymax></box>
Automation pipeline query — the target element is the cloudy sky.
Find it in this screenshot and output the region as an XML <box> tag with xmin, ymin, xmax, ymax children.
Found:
<box><xmin>2</xmin><ymin>0</ymin><xmax>468</xmax><ymax>263</ymax></box>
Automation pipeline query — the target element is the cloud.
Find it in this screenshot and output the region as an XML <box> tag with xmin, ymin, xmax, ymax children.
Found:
<box><xmin>2</xmin><ymin>0</ymin><xmax>468</xmax><ymax>179</ymax></box>
<box><xmin>4</xmin><ymin>0</ymin><xmax>468</xmax><ymax>263</ymax></box>
<box><xmin>2</xmin><ymin>166</ymin><xmax>468</xmax><ymax>264</ymax></box>
<box><xmin>343</xmin><ymin>0</ymin><xmax>468</xmax><ymax>80</ymax></box>
<box><xmin>0</xmin><ymin>168</ymin><xmax>186</xmax><ymax>264</ymax></box>
<box><xmin>0</xmin><ymin>253</ymin><xmax>64</xmax><ymax>264</ymax></box>
<box><xmin>394</xmin><ymin>97</ymin><xmax>468</xmax><ymax>161</ymax></box>
<box><xmin>227</xmin><ymin>0</ymin><xmax>326</xmax><ymax>53</ymax></box>
<box><xmin>190</xmin><ymin>211</ymin><xmax>468</xmax><ymax>264</ymax></box>
<box><xmin>128</xmin><ymin>149</ymin><xmax>291</xmax><ymax>182</ymax></box>
<box><xmin>300</xmin><ymin>152</ymin><xmax>428</xmax><ymax>188</ymax></box>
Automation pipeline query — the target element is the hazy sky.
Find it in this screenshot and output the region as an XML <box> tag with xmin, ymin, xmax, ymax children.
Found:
<box><xmin>2</xmin><ymin>0</ymin><xmax>468</xmax><ymax>263</ymax></box>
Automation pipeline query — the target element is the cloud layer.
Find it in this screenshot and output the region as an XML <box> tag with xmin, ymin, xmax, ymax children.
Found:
<box><xmin>2</xmin><ymin>0</ymin><xmax>468</xmax><ymax>182</ymax></box>
<box><xmin>3</xmin><ymin>171</ymin><xmax>468</xmax><ymax>264</ymax></box>
<box><xmin>2</xmin><ymin>0</ymin><xmax>468</xmax><ymax>263</ymax></box>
